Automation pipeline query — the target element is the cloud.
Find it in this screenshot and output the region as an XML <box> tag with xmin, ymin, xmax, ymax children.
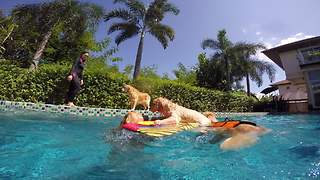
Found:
<box><xmin>255</xmin><ymin>38</ymin><xmax>275</xmax><ymax>64</ymax></box>
<box><xmin>276</xmin><ymin>32</ymin><xmax>315</xmax><ymax>46</ymax></box>
<box><xmin>256</xmin><ymin>33</ymin><xmax>315</xmax><ymax>64</ymax></box>
<box><xmin>256</xmin><ymin>46</ymin><xmax>274</xmax><ymax>64</ymax></box>
<box><xmin>256</xmin><ymin>31</ymin><xmax>261</xmax><ymax>36</ymax></box>
<box><xmin>241</xmin><ymin>28</ymin><xmax>247</xmax><ymax>34</ymax></box>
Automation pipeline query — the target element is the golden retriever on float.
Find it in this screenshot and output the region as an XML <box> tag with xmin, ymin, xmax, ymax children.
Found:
<box><xmin>151</xmin><ymin>97</ymin><xmax>214</xmax><ymax>126</ymax></box>
<box><xmin>122</xmin><ymin>84</ymin><xmax>151</xmax><ymax>110</ymax></box>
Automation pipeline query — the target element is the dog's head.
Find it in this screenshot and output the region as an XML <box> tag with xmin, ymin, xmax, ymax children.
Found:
<box><xmin>122</xmin><ymin>84</ymin><xmax>131</xmax><ymax>92</ymax></box>
<box><xmin>203</xmin><ymin>111</ymin><xmax>216</xmax><ymax>118</ymax></box>
<box><xmin>202</xmin><ymin>111</ymin><xmax>217</xmax><ymax>122</ymax></box>
<box><xmin>151</xmin><ymin>97</ymin><xmax>176</xmax><ymax>115</ymax></box>
<box><xmin>119</xmin><ymin>111</ymin><xmax>144</xmax><ymax>127</ymax></box>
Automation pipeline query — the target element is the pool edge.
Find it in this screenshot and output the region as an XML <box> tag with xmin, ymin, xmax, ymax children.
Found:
<box><xmin>0</xmin><ymin>100</ymin><xmax>269</xmax><ymax>118</ymax></box>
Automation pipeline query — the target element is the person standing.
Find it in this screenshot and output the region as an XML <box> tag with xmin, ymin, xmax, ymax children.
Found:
<box><xmin>66</xmin><ymin>51</ymin><xmax>89</xmax><ymax>107</ymax></box>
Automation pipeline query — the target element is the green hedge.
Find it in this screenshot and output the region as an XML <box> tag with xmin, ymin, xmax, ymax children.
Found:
<box><xmin>134</xmin><ymin>77</ymin><xmax>257</xmax><ymax>112</ymax></box>
<box><xmin>0</xmin><ymin>63</ymin><xmax>257</xmax><ymax>112</ymax></box>
<box><xmin>0</xmin><ymin>63</ymin><xmax>130</xmax><ymax>108</ymax></box>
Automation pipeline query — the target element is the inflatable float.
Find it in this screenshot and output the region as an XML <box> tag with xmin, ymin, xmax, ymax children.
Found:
<box><xmin>122</xmin><ymin>120</ymin><xmax>257</xmax><ymax>137</ymax></box>
<box><xmin>122</xmin><ymin>121</ymin><xmax>198</xmax><ymax>137</ymax></box>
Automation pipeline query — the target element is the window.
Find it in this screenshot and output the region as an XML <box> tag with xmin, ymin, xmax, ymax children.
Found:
<box><xmin>308</xmin><ymin>70</ymin><xmax>320</xmax><ymax>107</ymax></box>
<box><xmin>300</xmin><ymin>46</ymin><xmax>320</xmax><ymax>64</ymax></box>
<box><xmin>314</xmin><ymin>92</ymin><xmax>320</xmax><ymax>107</ymax></box>
<box><xmin>308</xmin><ymin>70</ymin><xmax>320</xmax><ymax>88</ymax></box>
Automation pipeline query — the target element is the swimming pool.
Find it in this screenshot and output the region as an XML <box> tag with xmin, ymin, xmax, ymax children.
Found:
<box><xmin>0</xmin><ymin>110</ymin><xmax>319</xmax><ymax>179</ymax></box>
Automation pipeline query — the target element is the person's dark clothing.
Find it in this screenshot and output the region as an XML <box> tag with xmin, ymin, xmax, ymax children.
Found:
<box><xmin>70</xmin><ymin>57</ymin><xmax>85</xmax><ymax>80</ymax></box>
<box><xmin>66</xmin><ymin>57</ymin><xmax>85</xmax><ymax>102</ymax></box>
<box><xmin>66</xmin><ymin>75</ymin><xmax>81</xmax><ymax>102</ymax></box>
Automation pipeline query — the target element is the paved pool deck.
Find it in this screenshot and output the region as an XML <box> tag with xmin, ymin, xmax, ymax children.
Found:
<box><xmin>0</xmin><ymin>100</ymin><xmax>268</xmax><ymax>118</ymax></box>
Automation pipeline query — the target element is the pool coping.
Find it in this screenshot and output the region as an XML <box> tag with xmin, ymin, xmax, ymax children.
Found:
<box><xmin>0</xmin><ymin>100</ymin><xmax>268</xmax><ymax>118</ymax></box>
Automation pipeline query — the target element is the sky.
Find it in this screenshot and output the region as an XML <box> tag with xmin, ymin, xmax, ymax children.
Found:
<box><xmin>1</xmin><ymin>0</ymin><xmax>320</xmax><ymax>94</ymax></box>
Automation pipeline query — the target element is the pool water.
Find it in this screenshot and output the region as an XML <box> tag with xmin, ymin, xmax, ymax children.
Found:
<box><xmin>0</xmin><ymin>111</ymin><xmax>319</xmax><ymax>179</ymax></box>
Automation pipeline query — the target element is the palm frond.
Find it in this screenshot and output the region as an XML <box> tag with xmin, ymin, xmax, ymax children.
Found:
<box><xmin>113</xmin><ymin>0</ymin><xmax>126</xmax><ymax>3</ymax></box>
<box><xmin>233</xmin><ymin>42</ymin><xmax>265</xmax><ymax>56</ymax></box>
<box><xmin>79</xmin><ymin>3</ymin><xmax>104</xmax><ymax>32</ymax></box>
<box><xmin>105</xmin><ymin>8</ymin><xmax>135</xmax><ymax>22</ymax></box>
<box><xmin>127</xmin><ymin>0</ymin><xmax>145</xmax><ymax>18</ymax></box>
<box><xmin>149</xmin><ymin>31</ymin><xmax>168</xmax><ymax>49</ymax></box>
<box><xmin>114</xmin><ymin>25</ymin><xmax>139</xmax><ymax>45</ymax></box>
<box><xmin>149</xmin><ymin>23</ymin><xmax>175</xmax><ymax>49</ymax></box>
<box><xmin>148</xmin><ymin>0</ymin><xmax>179</xmax><ymax>15</ymax></box>
<box><xmin>113</xmin><ymin>0</ymin><xmax>145</xmax><ymax>19</ymax></box>
<box><xmin>255</xmin><ymin>60</ymin><xmax>275</xmax><ymax>82</ymax></box>
<box><xmin>265</xmin><ymin>63</ymin><xmax>276</xmax><ymax>82</ymax></box>
<box><xmin>108</xmin><ymin>22</ymin><xmax>139</xmax><ymax>35</ymax></box>
<box><xmin>146</xmin><ymin>0</ymin><xmax>179</xmax><ymax>22</ymax></box>
<box><xmin>201</xmin><ymin>39</ymin><xmax>219</xmax><ymax>50</ymax></box>
<box><xmin>79</xmin><ymin>2</ymin><xmax>104</xmax><ymax>18</ymax></box>
<box><xmin>148</xmin><ymin>0</ymin><xmax>164</xmax><ymax>10</ymax></box>
<box><xmin>13</xmin><ymin>4</ymin><xmax>40</xmax><ymax>15</ymax></box>
<box><xmin>163</xmin><ymin>2</ymin><xmax>179</xmax><ymax>15</ymax></box>
<box><xmin>216</xmin><ymin>30</ymin><xmax>232</xmax><ymax>51</ymax></box>
<box><xmin>249</xmin><ymin>59</ymin><xmax>276</xmax><ymax>84</ymax></box>
<box><xmin>249</xmin><ymin>70</ymin><xmax>263</xmax><ymax>87</ymax></box>
<box><xmin>146</xmin><ymin>1</ymin><xmax>164</xmax><ymax>22</ymax></box>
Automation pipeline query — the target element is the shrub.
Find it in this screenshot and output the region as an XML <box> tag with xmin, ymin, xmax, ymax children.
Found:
<box><xmin>0</xmin><ymin>63</ymin><xmax>257</xmax><ymax>112</ymax></box>
<box><xmin>134</xmin><ymin>77</ymin><xmax>257</xmax><ymax>112</ymax></box>
<box><xmin>0</xmin><ymin>63</ymin><xmax>130</xmax><ymax>108</ymax></box>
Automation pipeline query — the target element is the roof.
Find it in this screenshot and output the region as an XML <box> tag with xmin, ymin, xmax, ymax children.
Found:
<box><xmin>262</xmin><ymin>36</ymin><xmax>320</xmax><ymax>69</ymax></box>
<box><xmin>271</xmin><ymin>79</ymin><xmax>291</xmax><ymax>86</ymax></box>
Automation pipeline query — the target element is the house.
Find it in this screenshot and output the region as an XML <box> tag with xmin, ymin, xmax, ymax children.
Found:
<box><xmin>262</xmin><ymin>36</ymin><xmax>320</xmax><ymax>111</ymax></box>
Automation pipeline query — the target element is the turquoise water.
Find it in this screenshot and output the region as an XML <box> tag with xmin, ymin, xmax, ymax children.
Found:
<box><xmin>0</xmin><ymin>111</ymin><xmax>319</xmax><ymax>179</ymax></box>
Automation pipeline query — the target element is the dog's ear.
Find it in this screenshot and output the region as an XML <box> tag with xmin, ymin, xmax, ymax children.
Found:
<box><xmin>151</xmin><ymin>98</ymin><xmax>161</xmax><ymax>111</ymax></box>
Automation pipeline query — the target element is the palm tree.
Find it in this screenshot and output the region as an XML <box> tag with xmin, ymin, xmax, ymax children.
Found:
<box><xmin>201</xmin><ymin>30</ymin><xmax>234</xmax><ymax>90</ymax></box>
<box><xmin>105</xmin><ymin>0</ymin><xmax>179</xmax><ymax>80</ymax></box>
<box><xmin>0</xmin><ymin>16</ymin><xmax>17</xmax><ymax>56</ymax></box>
<box><xmin>196</xmin><ymin>52</ymin><xmax>228</xmax><ymax>90</ymax></box>
<box><xmin>235</xmin><ymin>43</ymin><xmax>275</xmax><ymax>95</ymax></box>
<box><xmin>13</xmin><ymin>0</ymin><xmax>103</xmax><ymax>70</ymax></box>
<box><xmin>201</xmin><ymin>29</ymin><xmax>275</xmax><ymax>93</ymax></box>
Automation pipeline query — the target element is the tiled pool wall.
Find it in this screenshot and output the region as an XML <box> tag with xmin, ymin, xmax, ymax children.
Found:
<box><xmin>0</xmin><ymin>100</ymin><xmax>268</xmax><ymax>118</ymax></box>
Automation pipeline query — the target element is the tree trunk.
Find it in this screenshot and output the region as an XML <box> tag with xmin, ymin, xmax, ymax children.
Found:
<box><xmin>30</xmin><ymin>30</ymin><xmax>52</xmax><ymax>70</ymax></box>
<box><xmin>246</xmin><ymin>73</ymin><xmax>251</xmax><ymax>96</ymax></box>
<box><xmin>225</xmin><ymin>55</ymin><xmax>231</xmax><ymax>90</ymax></box>
<box><xmin>133</xmin><ymin>31</ymin><xmax>145</xmax><ymax>80</ymax></box>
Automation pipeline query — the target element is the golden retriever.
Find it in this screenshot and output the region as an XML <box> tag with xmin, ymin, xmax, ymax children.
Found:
<box><xmin>119</xmin><ymin>111</ymin><xmax>144</xmax><ymax>127</ymax></box>
<box><xmin>123</xmin><ymin>84</ymin><xmax>151</xmax><ymax>110</ymax></box>
<box><xmin>150</xmin><ymin>97</ymin><xmax>213</xmax><ymax>126</ymax></box>
<box><xmin>201</xmin><ymin>111</ymin><xmax>270</xmax><ymax>150</ymax></box>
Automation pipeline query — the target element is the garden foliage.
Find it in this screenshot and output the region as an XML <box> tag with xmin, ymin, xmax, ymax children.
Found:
<box><xmin>0</xmin><ymin>63</ymin><xmax>257</xmax><ymax>112</ymax></box>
